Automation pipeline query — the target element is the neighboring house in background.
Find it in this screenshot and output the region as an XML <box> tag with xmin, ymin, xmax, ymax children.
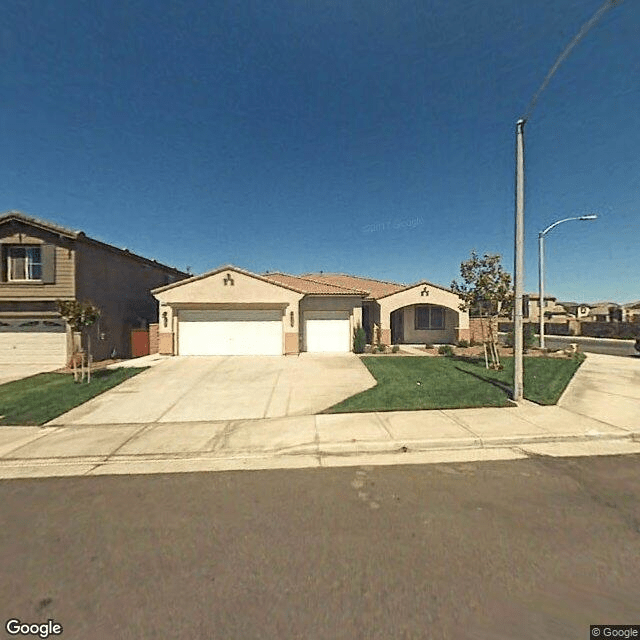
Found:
<box><xmin>622</xmin><ymin>301</ymin><xmax>640</xmax><ymax>323</ymax></box>
<box><xmin>523</xmin><ymin>294</ymin><xmax>571</xmax><ymax>323</ymax></box>
<box><xmin>558</xmin><ymin>302</ymin><xmax>593</xmax><ymax>319</ymax></box>
<box><xmin>583</xmin><ymin>302</ymin><xmax>623</xmax><ymax>322</ymax></box>
<box><xmin>0</xmin><ymin>211</ymin><xmax>188</xmax><ymax>366</ymax></box>
<box><xmin>152</xmin><ymin>266</ymin><xmax>469</xmax><ymax>356</ymax></box>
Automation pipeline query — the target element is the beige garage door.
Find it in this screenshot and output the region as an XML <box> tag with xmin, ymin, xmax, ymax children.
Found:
<box><xmin>178</xmin><ymin>309</ymin><xmax>283</xmax><ymax>355</ymax></box>
<box><xmin>304</xmin><ymin>311</ymin><xmax>351</xmax><ymax>353</ymax></box>
<box><xmin>0</xmin><ymin>319</ymin><xmax>67</xmax><ymax>366</ymax></box>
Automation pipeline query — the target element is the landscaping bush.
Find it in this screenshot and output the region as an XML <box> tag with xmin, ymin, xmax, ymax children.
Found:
<box><xmin>505</xmin><ymin>323</ymin><xmax>537</xmax><ymax>351</ymax></box>
<box><xmin>377</xmin><ymin>344</ymin><xmax>387</xmax><ymax>353</ymax></box>
<box><xmin>424</xmin><ymin>343</ymin><xmax>434</xmax><ymax>349</ymax></box>
<box><xmin>438</xmin><ymin>344</ymin><xmax>454</xmax><ymax>356</ymax></box>
<box><xmin>457</xmin><ymin>339</ymin><xmax>469</xmax><ymax>348</ymax></box>
<box><xmin>353</xmin><ymin>324</ymin><xmax>366</xmax><ymax>354</ymax></box>
<box><xmin>392</xmin><ymin>345</ymin><xmax>399</xmax><ymax>353</ymax></box>
<box><xmin>469</xmin><ymin>338</ymin><xmax>477</xmax><ymax>347</ymax></box>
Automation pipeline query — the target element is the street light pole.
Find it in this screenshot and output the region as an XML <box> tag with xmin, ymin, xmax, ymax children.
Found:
<box><xmin>511</xmin><ymin>0</ymin><xmax>621</xmax><ymax>402</ymax></box>
<box><xmin>538</xmin><ymin>215</ymin><xmax>598</xmax><ymax>349</ymax></box>
<box><xmin>513</xmin><ymin>119</ymin><xmax>526</xmax><ymax>402</ymax></box>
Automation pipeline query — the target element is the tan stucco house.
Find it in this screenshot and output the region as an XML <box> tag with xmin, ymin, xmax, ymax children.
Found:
<box><xmin>152</xmin><ymin>266</ymin><xmax>470</xmax><ymax>355</ymax></box>
<box><xmin>0</xmin><ymin>211</ymin><xmax>188</xmax><ymax>365</ymax></box>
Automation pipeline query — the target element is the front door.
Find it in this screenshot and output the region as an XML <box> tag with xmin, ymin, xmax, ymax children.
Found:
<box><xmin>391</xmin><ymin>309</ymin><xmax>404</xmax><ymax>344</ymax></box>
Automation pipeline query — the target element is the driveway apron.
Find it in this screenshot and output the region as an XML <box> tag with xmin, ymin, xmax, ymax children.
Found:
<box><xmin>48</xmin><ymin>354</ymin><xmax>376</xmax><ymax>426</ymax></box>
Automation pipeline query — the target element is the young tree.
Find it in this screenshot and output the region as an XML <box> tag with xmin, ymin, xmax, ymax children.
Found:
<box><xmin>450</xmin><ymin>251</ymin><xmax>513</xmax><ymax>369</ymax></box>
<box><xmin>56</xmin><ymin>300</ymin><xmax>101</xmax><ymax>382</ymax></box>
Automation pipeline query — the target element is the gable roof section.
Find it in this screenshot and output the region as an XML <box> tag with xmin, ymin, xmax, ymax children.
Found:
<box><xmin>263</xmin><ymin>272</ymin><xmax>367</xmax><ymax>295</ymax></box>
<box><xmin>375</xmin><ymin>279</ymin><xmax>457</xmax><ymax>300</ymax></box>
<box><xmin>0</xmin><ymin>210</ymin><xmax>187</xmax><ymax>276</ymax></box>
<box><xmin>0</xmin><ymin>210</ymin><xmax>79</xmax><ymax>239</ymax></box>
<box><xmin>152</xmin><ymin>265</ymin><xmax>307</xmax><ymax>295</ymax></box>
<box><xmin>301</xmin><ymin>273</ymin><xmax>405</xmax><ymax>300</ymax></box>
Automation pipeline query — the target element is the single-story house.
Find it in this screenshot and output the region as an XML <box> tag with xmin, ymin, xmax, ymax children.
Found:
<box><xmin>0</xmin><ymin>211</ymin><xmax>188</xmax><ymax>365</ymax></box>
<box><xmin>152</xmin><ymin>266</ymin><xmax>470</xmax><ymax>355</ymax></box>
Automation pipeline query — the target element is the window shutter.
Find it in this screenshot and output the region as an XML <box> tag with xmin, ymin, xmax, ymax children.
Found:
<box><xmin>0</xmin><ymin>245</ymin><xmax>6</xmax><ymax>282</ymax></box>
<box><xmin>41</xmin><ymin>244</ymin><xmax>56</xmax><ymax>283</ymax></box>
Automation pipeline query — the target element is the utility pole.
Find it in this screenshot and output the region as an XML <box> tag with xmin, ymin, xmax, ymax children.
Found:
<box><xmin>513</xmin><ymin>118</ymin><xmax>525</xmax><ymax>402</ymax></box>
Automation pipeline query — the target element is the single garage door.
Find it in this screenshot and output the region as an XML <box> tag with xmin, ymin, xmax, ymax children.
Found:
<box><xmin>304</xmin><ymin>311</ymin><xmax>351</xmax><ymax>353</ymax></box>
<box><xmin>178</xmin><ymin>309</ymin><xmax>283</xmax><ymax>356</ymax></box>
<box><xmin>0</xmin><ymin>319</ymin><xmax>67</xmax><ymax>366</ymax></box>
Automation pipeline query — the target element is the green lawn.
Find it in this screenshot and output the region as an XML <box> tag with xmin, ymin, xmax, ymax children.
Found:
<box><xmin>0</xmin><ymin>368</ymin><xmax>148</xmax><ymax>426</ymax></box>
<box><xmin>326</xmin><ymin>354</ymin><xmax>585</xmax><ymax>413</ymax></box>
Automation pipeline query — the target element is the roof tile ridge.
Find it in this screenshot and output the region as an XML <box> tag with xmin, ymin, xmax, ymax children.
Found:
<box><xmin>292</xmin><ymin>273</ymin><xmax>368</xmax><ymax>293</ymax></box>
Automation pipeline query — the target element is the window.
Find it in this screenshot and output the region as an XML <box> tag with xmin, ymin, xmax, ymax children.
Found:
<box><xmin>7</xmin><ymin>246</ymin><xmax>42</xmax><ymax>281</ymax></box>
<box><xmin>415</xmin><ymin>305</ymin><xmax>445</xmax><ymax>330</ymax></box>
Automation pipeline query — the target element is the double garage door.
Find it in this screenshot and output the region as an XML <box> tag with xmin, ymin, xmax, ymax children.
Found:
<box><xmin>0</xmin><ymin>319</ymin><xmax>67</xmax><ymax>366</ymax></box>
<box><xmin>177</xmin><ymin>309</ymin><xmax>352</xmax><ymax>355</ymax></box>
<box><xmin>178</xmin><ymin>310</ymin><xmax>283</xmax><ymax>356</ymax></box>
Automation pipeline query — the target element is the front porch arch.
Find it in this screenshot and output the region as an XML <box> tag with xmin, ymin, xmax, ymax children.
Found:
<box><xmin>377</xmin><ymin>282</ymin><xmax>470</xmax><ymax>345</ymax></box>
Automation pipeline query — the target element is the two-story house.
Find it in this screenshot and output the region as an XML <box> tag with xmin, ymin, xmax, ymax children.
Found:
<box><xmin>0</xmin><ymin>211</ymin><xmax>188</xmax><ymax>366</ymax></box>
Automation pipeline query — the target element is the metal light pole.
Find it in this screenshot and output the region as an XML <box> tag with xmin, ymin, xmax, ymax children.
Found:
<box><xmin>538</xmin><ymin>214</ymin><xmax>597</xmax><ymax>348</ymax></box>
<box><xmin>511</xmin><ymin>0</ymin><xmax>621</xmax><ymax>402</ymax></box>
<box><xmin>513</xmin><ymin>119</ymin><xmax>526</xmax><ymax>401</ymax></box>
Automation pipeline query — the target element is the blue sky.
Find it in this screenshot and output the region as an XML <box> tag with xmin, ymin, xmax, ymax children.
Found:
<box><xmin>2</xmin><ymin>0</ymin><xmax>638</xmax><ymax>303</ymax></box>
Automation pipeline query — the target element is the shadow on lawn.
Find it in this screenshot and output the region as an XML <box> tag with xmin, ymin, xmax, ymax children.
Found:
<box><xmin>450</xmin><ymin>356</ymin><xmax>515</xmax><ymax>400</ymax></box>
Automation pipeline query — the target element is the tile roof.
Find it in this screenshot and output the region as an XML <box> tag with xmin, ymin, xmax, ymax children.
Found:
<box><xmin>262</xmin><ymin>272</ymin><xmax>367</xmax><ymax>295</ymax></box>
<box><xmin>300</xmin><ymin>273</ymin><xmax>405</xmax><ymax>299</ymax></box>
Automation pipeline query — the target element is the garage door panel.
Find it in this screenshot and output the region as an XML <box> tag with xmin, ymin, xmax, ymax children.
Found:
<box><xmin>305</xmin><ymin>314</ymin><xmax>350</xmax><ymax>353</ymax></box>
<box><xmin>0</xmin><ymin>321</ymin><xmax>67</xmax><ymax>366</ymax></box>
<box><xmin>179</xmin><ymin>310</ymin><xmax>283</xmax><ymax>356</ymax></box>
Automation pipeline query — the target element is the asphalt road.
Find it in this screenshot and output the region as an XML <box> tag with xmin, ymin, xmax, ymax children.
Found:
<box><xmin>2</xmin><ymin>456</ymin><xmax>640</xmax><ymax>640</ymax></box>
<box><xmin>543</xmin><ymin>335</ymin><xmax>638</xmax><ymax>357</ymax></box>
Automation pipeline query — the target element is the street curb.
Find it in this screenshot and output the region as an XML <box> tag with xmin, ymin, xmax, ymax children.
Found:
<box><xmin>1</xmin><ymin>430</ymin><xmax>638</xmax><ymax>474</ymax></box>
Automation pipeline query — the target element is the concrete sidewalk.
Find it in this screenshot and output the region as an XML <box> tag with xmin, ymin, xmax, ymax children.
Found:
<box><xmin>1</xmin><ymin>402</ymin><xmax>639</xmax><ymax>479</ymax></box>
<box><xmin>0</xmin><ymin>352</ymin><xmax>638</xmax><ymax>479</ymax></box>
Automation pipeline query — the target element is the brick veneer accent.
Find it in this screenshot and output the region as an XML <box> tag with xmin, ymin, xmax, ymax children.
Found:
<box><xmin>456</xmin><ymin>327</ymin><xmax>471</xmax><ymax>342</ymax></box>
<box><xmin>468</xmin><ymin>317</ymin><xmax>498</xmax><ymax>343</ymax></box>
<box><xmin>381</xmin><ymin>328</ymin><xmax>391</xmax><ymax>346</ymax></box>
<box><xmin>158</xmin><ymin>332</ymin><xmax>174</xmax><ymax>355</ymax></box>
<box><xmin>149</xmin><ymin>323</ymin><xmax>159</xmax><ymax>354</ymax></box>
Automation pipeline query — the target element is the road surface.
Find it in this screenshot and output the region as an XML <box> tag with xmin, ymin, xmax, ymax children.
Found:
<box><xmin>543</xmin><ymin>335</ymin><xmax>638</xmax><ymax>357</ymax></box>
<box><xmin>2</xmin><ymin>455</ymin><xmax>640</xmax><ymax>639</ymax></box>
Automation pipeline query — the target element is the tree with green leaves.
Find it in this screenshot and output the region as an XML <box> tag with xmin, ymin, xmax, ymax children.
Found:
<box><xmin>451</xmin><ymin>251</ymin><xmax>513</xmax><ymax>369</ymax></box>
<box><xmin>56</xmin><ymin>300</ymin><xmax>101</xmax><ymax>382</ymax></box>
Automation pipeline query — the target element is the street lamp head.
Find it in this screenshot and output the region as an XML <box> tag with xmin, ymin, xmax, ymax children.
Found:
<box><xmin>579</xmin><ymin>214</ymin><xmax>598</xmax><ymax>220</ymax></box>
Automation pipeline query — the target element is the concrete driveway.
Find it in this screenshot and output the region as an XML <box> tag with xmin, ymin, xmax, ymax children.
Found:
<box><xmin>48</xmin><ymin>354</ymin><xmax>376</xmax><ymax>426</ymax></box>
<box><xmin>0</xmin><ymin>364</ymin><xmax>63</xmax><ymax>386</ymax></box>
<box><xmin>559</xmin><ymin>352</ymin><xmax>640</xmax><ymax>430</ymax></box>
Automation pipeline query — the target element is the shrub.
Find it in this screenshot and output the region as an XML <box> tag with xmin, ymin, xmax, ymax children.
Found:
<box><xmin>377</xmin><ymin>344</ymin><xmax>387</xmax><ymax>353</ymax></box>
<box><xmin>353</xmin><ymin>324</ymin><xmax>366</xmax><ymax>354</ymax></box>
<box><xmin>391</xmin><ymin>345</ymin><xmax>399</xmax><ymax>353</ymax></box>
<box><xmin>469</xmin><ymin>338</ymin><xmax>477</xmax><ymax>347</ymax></box>
<box><xmin>424</xmin><ymin>343</ymin><xmax>434</xmax><ymax>349</ymax></box>
<box><xmin>505</xmin><ymin>323</ymin><xmax>536</xmax><ymax>351</ymax></box>
<box><xmin>438</xmin><ymin>344</ymin><xmax>454</xmax><ymax>356</ymax></box>
<box><xmin>457</xmin><ymin>339</ymin><xmax>469</xmax><ymax>348</ymax></box>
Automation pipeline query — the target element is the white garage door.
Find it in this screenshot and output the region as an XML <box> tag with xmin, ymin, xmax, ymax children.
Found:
<box><xmin>178</xmin><ymin>310</ymin><xmax>283</xmax><ymax>356</ymax></box>
<box><xmin>305</xmin><ymin>311</ymin><xmax>351</xmax><ymax>353</ymax></box>
<box><xmin>0</xmin><ymin>319</ymin><xmax>67</xmax><ymax>366</ymax></box>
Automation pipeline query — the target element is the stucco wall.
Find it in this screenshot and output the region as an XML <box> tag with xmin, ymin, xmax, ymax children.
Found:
<box><xmin>155</xmin><ymin>269</ymin><xmax>305</xmax><ymax>355</ymax></box>
<box><xmin>377</xmin><ymin>283</ymin><xmax>468</xmax><ymax>345</ymax></box>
